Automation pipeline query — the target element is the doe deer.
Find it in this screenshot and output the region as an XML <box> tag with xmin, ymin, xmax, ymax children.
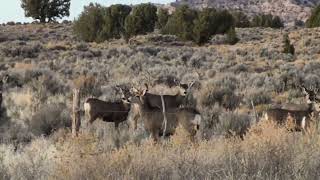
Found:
<box><xmin>131</xmin><ymin>82</ymin><xmax>194</xmax><ymax>113</ymax></box>
<box><xmin>264</xmin><ymin>86</ymin><xmax>320</xmax><ymax>131</ymax></box>
<box><xmin>84</xmin><ymin>87</ymin><xmax>131</xmax><ymax>131</ymax></box>
<box><xmin>128</xmin><ymin>93</ymin><xmax>201</xmax><ymax>142</ymax></box>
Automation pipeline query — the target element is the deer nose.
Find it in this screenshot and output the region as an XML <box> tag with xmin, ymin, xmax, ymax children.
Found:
<box><xmin>196</xmin><ymin>125</ymin><xmax>200</xmax><ymax>130</ymax></box>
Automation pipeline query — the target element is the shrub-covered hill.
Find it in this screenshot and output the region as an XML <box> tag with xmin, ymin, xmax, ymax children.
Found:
<box><xmin>1</xmin><ymin>23</ymin><xmax>320</xmax><ymax>179</ymax></box>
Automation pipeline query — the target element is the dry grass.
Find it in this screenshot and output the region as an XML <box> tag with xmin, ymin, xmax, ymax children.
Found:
<box><xmin>1</xmin><ymin>121</ymin><xmax>320</xmax><ymax>179</ymax></box>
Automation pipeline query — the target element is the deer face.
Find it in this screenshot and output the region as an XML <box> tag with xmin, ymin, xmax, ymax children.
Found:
<box><xmin>301</xmin><ymin>85</ymin><xmax>320</xmax><ymax>111</ymax></box>
<box><xmin>116</xmin><ymin>86</ymin><xmax>131</xmax><ymax>104</ymax></box>
<box><xmin>179</xmin><ymin>81</ymin><xmax>195</xmax><ymax>96</ymax></box>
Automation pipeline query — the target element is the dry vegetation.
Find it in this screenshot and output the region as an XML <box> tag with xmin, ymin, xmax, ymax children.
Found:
<box><xmin>1</xmin><ymin>22</ymin><xmax>320</xmax><ymax>179</ymax></box>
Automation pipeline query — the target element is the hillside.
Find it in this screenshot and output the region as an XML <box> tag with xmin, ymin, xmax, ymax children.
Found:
<box><xmin>1</xmin><ymin>23</ymin><xmax>320</xmax><ymax>179</ymax></box>
<box><xmin>172</xmin><ymin>0</ymin><xmax>320</xmax><ymax>24</ymax></box>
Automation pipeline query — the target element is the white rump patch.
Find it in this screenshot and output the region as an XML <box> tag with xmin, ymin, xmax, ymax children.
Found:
<box><xmin>192</xmin><ymin>114</ymin><xmax>202</xmax><ymax>125</ymax></box>
<box><xmin>301</xmin><ymin>116</ymin><xmax>306</xmax><ymax>130</ymax></box>
<box><xmin>84</xmin><ymin>102</ymin><xmax>91</xmax><ymax>113</ymax></box>
<box><xmin>264</xmin><ymin>113</ymin><xmax>269</xmax><ymax>121</ymax></box>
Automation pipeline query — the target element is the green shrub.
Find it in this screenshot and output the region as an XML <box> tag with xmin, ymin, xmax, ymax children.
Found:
<box><xmin>233</xmin><ymin>11</ymin><xmax>250</xmax><ymax>28</ymax></box>
<box><xmin>73</xmin><ymin>3</ymin><xmax>105</xmax><ymax>42</ymax></box>
<box><xmin>306</xmin><ymin>5</ymin><xmax>320</xmax><ymax>28</ymax></box>
<box><xmin>157</xmin><ymin>8</ymin><xmax>169</xmax><ymax>30</ymax></box>
<box><xmin>124</xmin><ymin>4</ymin><xmax>157</xmax><ymax>40</ymax></box>
<box><xmin>193</xmin><ymin>8</ymin><xmax>216</xmax><ymax>44</ymax></box>
<box><xmin>162</xmin><ymin>5</ymin><xmax>198</xmax><ymax>41</ymax></box>
<box><xmin>165</xmin><ymin>6</ymin><xmax>234</xmax><ymax>44</ymax></box>
<box><xmin>251</xmin><ymin>14</ymin><xmax>283</xmax><ymax>28</ymax></box>
<box><xmin>100</xmin><ymin>4</ymin><xmax>132</xmax><ymax>39</ymax></box>
<box><xmin>226</xmin><ymin>28</ymin><xmax>239</xmax><ymax>45</ymax></box>
<box><xmin>283</xmin><ymin>34</ymin><xmax>295</xmax><ymax>55</ymax></box>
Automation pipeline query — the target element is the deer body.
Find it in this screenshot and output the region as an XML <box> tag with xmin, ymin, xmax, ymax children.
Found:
<box><xmin>265</xmin><ymin>86</ymin><xmax>320</xmax><ymax>131</ymax></box>
<box><xmin>132</xmin><ymin>83</ymin><xmax>192</xmax><ymax>112</ymax></box>
<box><xmin>265</xmin><ymin>104</ymin><xmax>314</xmax><ymax>131</ymax></box>
<box><xmin>143</xmin><ymin>93</ymin><xmax>186</xmax><ymax>112</ymax></box>
<box><xmin>84</xmin><ymin>98</ymin><xmax>130</xmax><ymax>128</ymax></box>
<box><xmin>129</xmin><ymin>96</ymin><xmax>201</xmax><ymax>142</ymax></box>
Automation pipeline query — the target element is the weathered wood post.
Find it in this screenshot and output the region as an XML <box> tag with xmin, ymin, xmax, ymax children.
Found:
<box><xmin>72</xmin><ymin>88</ymin><xmax>81</xmax><ymax>137</ymax></box>
<box><xmin>0</xmin><ymin>79</ymin><xmax>3</xmax><ymax>115</ymax></box>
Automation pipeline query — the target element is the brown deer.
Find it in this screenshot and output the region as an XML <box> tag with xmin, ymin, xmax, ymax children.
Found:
<box><xmin>264</xmin><ymin>86</ymin><xmax>320</xmax><ymax>131</ymax></box>
<box><xmin>128</xmin><ymin>95</ymin><xmax>201</xmax><ymax>142</ymax></box>
<box><xmin>84</xmin><ymin>87</ymin><xmax>131</xmax><ymax>131</ymax></box>
<box><xmin>131</xmin><ymin>82</ymin><xmax>194</xmax><ymax>113</ymax></box>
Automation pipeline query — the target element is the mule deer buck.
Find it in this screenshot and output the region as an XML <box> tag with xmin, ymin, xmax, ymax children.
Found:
<box><xmin>128</xmin><ymin>94</ymin><xmax>201</xmax><ymax>142</ymax></box>
<box><xmin>131</xmin><ymin>82</ymin><xmax>194</xmax><ymax>113</ymax></box>
<box><xmin>84</xmin><ymin>87</ymin><xmax>131</xmax><ymax>131</ymax></box>
<box><xmin>264</xmin><ymin>86</ymin><xmax>320</xmax><ymax>131</ymax></box>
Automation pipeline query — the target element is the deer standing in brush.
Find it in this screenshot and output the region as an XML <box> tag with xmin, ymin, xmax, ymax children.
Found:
<box><xmin>131</xmin><ymin>82</ymin><xmax>194</xmax><ymax>112</ymax></box>
<box><xmin>264</xmin><ymin>86</ymin><xmax>320</xmax><ymax>131</ymax></box>
<box><xmin>84</xmin><ymin>87</ymin><xmax>131</xmax><ymax>131</ymax></box>
<box><xmin>128</xmin><ymin>86</ymin><xmax>201</xmax><ymax>142</ymax></box>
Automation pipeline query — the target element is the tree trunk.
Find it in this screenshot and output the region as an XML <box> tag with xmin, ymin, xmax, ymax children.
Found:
<box><xmin>72</xmin><ymin>89</ymin><xmax>81</xmax><ymax>137</ymax></box>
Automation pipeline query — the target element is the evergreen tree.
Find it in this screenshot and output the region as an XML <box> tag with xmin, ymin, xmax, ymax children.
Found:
<box><xmin>21</xmin><ymin>0</ymin><xmax>70</xmax><ymax>23</ymax></box>
<box><xmin>124</xmin><ymin>3</ymin><xmax>157</xmax><ymax>39</ymax></box>
<box><xmin>233</xmin><ymin>11</ymin><xmax>250</xmax><ymax>28</ymax></box>
<box><xmin>157</xmin><ymin>8</ymin><xmax>169</xmax><ymax>30</ymax></box>
<box><xmin>306</xmin><ymin>5</ymin><xmax>320</xmax><ymax>28</ymax></box>
<box><xmin>73</xmin><ymin>3</ymin><xmax>105</xmax><ymax>42</ymax></box>
<box><xmin>101</xmin><ymin>4</ymin><xmax>132</xmax><ymax>39</ymax></box>
<box><xmin>283</xmin><ymin>34</ymin><xmax>295</xmax><ymax>55</ymax></box>
<box><xmin>162</xmin><ymin>5</ymin><xmax>198</xmax><ymax>41</ymax></box>
<box><xmin>193</xmin><ymin>8</ymin><xmax>216</xmax><ymax>45</ymax></box>
<box><xmin>226</xmin><ymin>28</ymin><xmax>239</xmax><ymax>45</ymax></box>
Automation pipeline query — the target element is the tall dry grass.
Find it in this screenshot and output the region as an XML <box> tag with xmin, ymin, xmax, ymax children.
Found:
<box><xmin>1</xmin><ymin>121</ymin><xmax>320</xmax><ymax>180</ymax></box>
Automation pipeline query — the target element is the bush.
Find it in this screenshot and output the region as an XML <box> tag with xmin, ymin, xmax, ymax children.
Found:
<box><xmin>164</xmin><ymin>6</ymin><xmax>234</xmax><ymax>44</ymax></box>
<box><xmin>21</xmin><ymin>0</ymin><xmax>70</xmax><ymax>23</ymax></box>
<box><xmin>29</xmin><ymin>103</ymin><xmax>71</xmax><ymax>136</ymax></box>
<box><xmin>215</xmin><ymin>112</ymin><xmax>251</xmax><ymax>138</ymax></box>
<box><xmin>226</xmin><ymin>28</ymin><xmax>239</xmax><ymax>45</ymax></box>
<box><xmin>233</xmin><ymin>11</ymin><xmax>250</xmax><ymax>28</ymax></box>
<box><xmin>100</xmin><ymin>4</ymin><xmax>132</xmax><ymax>40</ymax></box>
<box><xmin>157</xmin><ymin>8</ymin><xmax>169</xmax><ymax>30</ymax></box>
<box><xmin>251</xmin><ymin>14</ymin><xmax>283</xmax><ymax>28</ymax></box>
<box><xmin>124</xmin><ymin>4</ymin><xmax>157</xmax><ymax>40</ymax></box>
<box><xmin>162</xmin><ymin>5</ymin><xmax>198</xmax><ymax>41</ymax></box>
<box><xmin>306</xmin><ymin>5</ymin><xmax>320</xmax><ymax>28</ymax></box>
<box><xmin>283</xmin><ymin>34</ymin><xmax>295</xmax><ymax>55</ymax></box>
<box><xmin>73</xmin><ymin>3</ymin><xmax>105</xmax><ymax>42</ymax></box>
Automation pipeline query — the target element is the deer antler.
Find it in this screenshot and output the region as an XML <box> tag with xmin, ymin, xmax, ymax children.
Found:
<box><xmin>188</xmin><ymin>81</ymin><xmax>195</xmax><ymax>90</ymax></box>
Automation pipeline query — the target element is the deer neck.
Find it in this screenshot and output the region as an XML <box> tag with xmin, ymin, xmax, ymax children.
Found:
<box><xmin>308</xmin><ymin>102</ymin><xmax>316</xmax><ymax>113</ymax></box>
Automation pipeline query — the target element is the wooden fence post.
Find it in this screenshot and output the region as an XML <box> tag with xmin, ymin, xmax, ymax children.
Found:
<box><xmin>72</xmin><ymin>88</ymin><xmax>81</xmax><ymax>137</ymax></box>
<box><xmin>0</xmin><ymin>80</ymin><xmax>3</xmax><ymax>114</ymax></box>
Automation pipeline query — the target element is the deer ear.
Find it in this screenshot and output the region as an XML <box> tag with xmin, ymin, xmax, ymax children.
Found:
<box><xmin>144</xmin><ymin>83</ymin><xmax>149</xmax><ymax>92</ymax></box>
<box><xmin>141</xmin><ymin>89</ymin><xmax>147</xmax><ymax>96</ymax></box>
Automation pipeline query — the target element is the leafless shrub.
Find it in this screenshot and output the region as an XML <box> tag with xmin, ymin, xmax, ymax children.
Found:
<box><xmin>2</xmin><ymin>43</ymin><xmax>42</xmax><ymax>58</ymax></box>
<box><xmin>215</xmin><ymin>111</ymin><xmax>251</xmax><ymax>138</ymax></box>
<box><xmin>29</xmin><ymin>103</ymin><xmax>71</xmax><ymax>136</ymax></box>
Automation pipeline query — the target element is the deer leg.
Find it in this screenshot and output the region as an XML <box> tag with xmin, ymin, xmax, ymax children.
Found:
<box><xmin>151</xmin><ymin>129</ymin><xmax>159</xmax><ymax>143</ymax></box>
<box><xmin>114</xmin><ymin>122</ymin><xmax>121</xmax><ymax>149</ymax></box>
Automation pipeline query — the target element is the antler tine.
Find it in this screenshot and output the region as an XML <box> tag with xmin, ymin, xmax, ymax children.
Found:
<box><xmin>188</xmin><ymin>81</ymin><xmax>195</xmax><ymax>89</ymax></box>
